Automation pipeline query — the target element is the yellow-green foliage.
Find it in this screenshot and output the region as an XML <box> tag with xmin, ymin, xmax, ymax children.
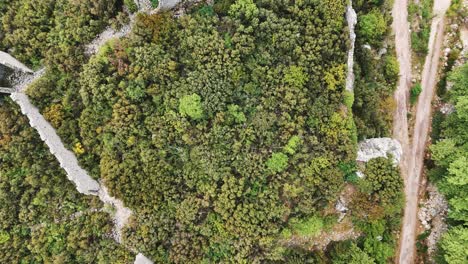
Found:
<box><xmin>358</xmin><ymin>9</ymin><xmax>387</xmax><ymax>45</ymax></box>
<box><xmin>179</xmin><ymin>94</ymin><xmax>204</xmax><ymax>120</ymax></box>
<box><xmin>288</xmin><ymin>215</ymin><xmax>324</xmax><ymax>237</ymax></box>
<box><xmin>344</xmin><ymin>90</ymin><xmax>354</xmax><ymax>109</ymax></box>
<box><xmin>283</xmin><ymin>135</ymin><xmax>302</xmax><ymax>155</ymax></box>
<box><xmin>266</xmin><ymin>152</ymin><xmax>289</xmax><ymax>173</ymax></box>
<box><xmin>324</xmin><ymin>64</ymin><xmax>346</xmax><ymax>91</ymax></box>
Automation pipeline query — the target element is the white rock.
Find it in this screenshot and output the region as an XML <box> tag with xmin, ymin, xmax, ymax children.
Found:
<box><xmin>134</xmin><ymin>253</ymin><xmax>154</xmax><ymax>264</ymax></box>
<box><xmin>357</xmin><ymin>138</ymin><xmax>402</xmax><ymax>164</ymax></box>
<box><xmin>335</xmin><ymin>198</ymin><xmax>348</xmax><ymax>213</ymax></box>
<box><xmin>378</xmin><ymin>48</ymin><xmax>387</xmax><ymax>57</ymax></box>
<box><xmin>440</xmin><ymin>103</ymin><xmax>455</xmax><ymax>115</ymax></box>
<box><xmin>356</xmin><ymin>171</ymin><xmax>365</xmax><ymax>178</ymax></box>
<box><xmin>158</xmin><ymin>0</ymin><xmax>182</xmax><ymax>10</ymax></box>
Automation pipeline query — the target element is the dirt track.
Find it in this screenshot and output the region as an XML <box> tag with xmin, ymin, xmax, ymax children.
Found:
<box><xmin>396</xmin><ymin>0</ymin><xmax>450</xmax><ymax>263</ymax></box>
<box><xmin>392</xmin><ymin>0</ymin><xmax>411</xmax><ymax>180</ymax></box>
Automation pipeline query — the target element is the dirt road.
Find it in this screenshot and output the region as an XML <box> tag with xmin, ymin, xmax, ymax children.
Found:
<box><xmin>392</xmin><ymin>0</ymin><xmax>411</xmax><ymax>176</ymax></box>
<box><xmin>397</xmin><ymin>0</ymin><xmax>451</xmax><ymax>263</ymax></box>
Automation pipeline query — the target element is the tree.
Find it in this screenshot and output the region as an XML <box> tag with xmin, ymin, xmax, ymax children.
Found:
<box><xmin>362</xmin><ymin>157</ymin><xmax>403</xmax><ymax>208</ymax></box>
<box><xmin>179</xmin><ymin>94</ymin><xmax>204</xmax><ymax>120</ymax></box>
<box><xmin>358</xmin><ymin>9</ymin><xmax>387</xmax><ymax>45</ymax></box>
<box><xmin>439</xmin><ymin>227</ymin><xmax>468</xmax><ymax>264</ymax></box>
<box><xmin>266</xmin><ymin>153</ymin><xmax>289</xmax><ymax>173</ymax></box>
<box><xmin>332</xmin><ymin>243</ymin><xmax>376</xmax><ymax>264</ymax></box>
<box><xmin>283</xmin><ymin>136</ymin><xmax>302</xmax><ymax>155</ymax></box>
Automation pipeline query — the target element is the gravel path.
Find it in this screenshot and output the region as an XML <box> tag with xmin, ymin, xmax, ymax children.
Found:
<box><xmin>397</xmin><ymin>0</ymin><xmax>451</xmax><ymax>263</ymax></box>
<box><xmin>85</xmin><ymin>18</ymin><xmax>133</xmax><ymax>55</ymax></box>
<box><xmin>98</xmin><ymin>184</ymin><xmax>133</xmax><ymax>243</ymax></box>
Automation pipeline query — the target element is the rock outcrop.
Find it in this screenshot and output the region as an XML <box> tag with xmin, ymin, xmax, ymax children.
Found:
<box><xmin>418</xmin><ymin>184</ymin><xmax>448</xmax><ymax>257</ymax></box>
<box><xmin>158</xmin><ymin>0</ymin><xmax>183</xmax><ymax>10</ymax></box>
<box><xmin>357</xmin><ymin>138</ymin><xmax>402</xmax><ymax>164</ymax></box>
<box><xmin>134</xmin><ymin>253</ymin><xmax>154</xmax><ymax>264</ymax></box>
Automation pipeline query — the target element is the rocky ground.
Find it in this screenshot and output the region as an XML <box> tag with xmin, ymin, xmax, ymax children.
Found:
<box><xmin>356</xmin><ymin>138</ymin><xmax>403</xmax><ymax>164</ymax></box>
<box><xmin>418</xmin><ymin>184</ymin><xmax>448</xmax><ymax>258</ymax></box>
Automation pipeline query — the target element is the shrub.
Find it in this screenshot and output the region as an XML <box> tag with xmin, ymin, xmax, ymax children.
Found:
<box><xmin>358</xmin><ymin>9</ymin><xmax>387</xmax><ymax>45</ymax></box>
<box><xmin>43</xmin><ymin>104</ymin><xmax>64</xmax><ymax>128</ymax></box>
<box><xmin>410</xmin><ymin>83</ymin><xmax>422</xmax><ymax>104</ymax></box>
<box><xmin>124</xmin><ymin>0</ymin><xmax>138</xmax><ymax>13</ymax></box>
<box><xmin>384</xmin><ymin>55</ymin><xmax>399</xmax><ymax>83</ymax></box>
<box><xmin>290</xmin><ymin>215</ymin><xmax>324</xmax><ymax>237</ymax></box>
<box><xmin>344</xmin><ymin>90</ymin><xmax>354</xmax><ymax>109</ymax></box>
<box><xmin>227</xmin><ymin>104</ymin><xmax>246</xmax><ymax>123</ymax></box>
<box><xmin>198</xmin><ymin>5</ymin><xmax>215</xmax><ymax>16</ymax></box>
<box><xmin>150</xmin><ymin>0</ymin><xmax>159</xmax><ymax>8</ymax></box>
<box><xmin>213</xmin><ymin>0</ymin><xmax>236</xmax><ymax>16</ymax></box>
<box><xmin>73</xmin><ymin>142</ymin><xmax>85</xmax><ymax>155</ymax></box>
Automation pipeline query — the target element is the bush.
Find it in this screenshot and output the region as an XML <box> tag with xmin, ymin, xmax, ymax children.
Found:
<box><xmin>289</xmin><ymin>215</ymin><xmax>324</xmax><ymax>237</ymax></box>
<box><xmin>410</xmin><ymin>83</ymin><xmax>422</xmax><ymax>104</ymax></box>
<box><xmin>358</xmin><ymin>9</ymin><xmax>387</xmax><ymax>45</ymax></box>
<box><xmin>151</xmin><ymin>0</ymin><xmax>159</xmax><ymax>8</ymax></box>
<box><xmin>124</xmin><ymin>0</ymin><xmax>138</xmax><ymax>13</ymax></box>
<box><xmin>384</xmin><ymin>55</ymin><xmax>399</xmax><ymax>83</ymax></box>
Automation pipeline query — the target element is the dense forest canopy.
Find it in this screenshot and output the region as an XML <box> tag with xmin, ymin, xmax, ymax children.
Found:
<box><xmin>430</xmin><ymin>63</ymin><xmax>468</xmax><ymax>263</ymax></box>
<box><xmin>0</xmin><ymin>100</ymin><xmax>133</xmax><ymax>262</ymax></box>
<box><xmin>77</xmin><ymin>1</ymin><xmax>358</xmax><ymax>261</ymax></box>
<box><xmin>0</xmin><ymin>0</ymin><xmax>405</xmax><ymax>263</ymax></box>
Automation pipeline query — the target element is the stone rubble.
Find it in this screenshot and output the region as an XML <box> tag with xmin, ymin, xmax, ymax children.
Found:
<box><xmin>135</xmin><ymin>0</ymin><xmax>153</xmax><ymax>12</ymax></box>
<box><xmin>440</xmin><ymin>102</ymin><xmax>455</xmax><ymax>115</ymax></box>
<box><xmin>418</xmin><ymin>184</ymin><xmax>448</xmax><ymax>257</ymax></box>
<box><xmin>335</xmin><ymin>196</ymin><xmax>348</xmax><ymax>222</ymax></box>
<box><xmin>99</xmin><ymin>184</ymin><xmax>133</xmax><ymax>243</ymax></box>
